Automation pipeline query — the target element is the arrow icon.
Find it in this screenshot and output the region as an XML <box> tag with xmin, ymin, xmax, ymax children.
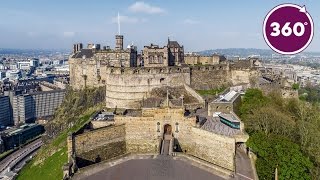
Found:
<box><xmin>299</xmin><ymin>5</ymin><xmax>307</xmax><ymax>13</ymax></box>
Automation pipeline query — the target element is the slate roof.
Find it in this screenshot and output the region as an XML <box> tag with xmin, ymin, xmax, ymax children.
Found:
<box><xmin>201</xmin><ymin>116</ymin><xmax>241</xmax><ymax>136</ymax></box>
<box><xmin>168</xmin><ymin>40</ymin><xmax>180</xmax><ymax>47</ymax></box>
<box><xmin>72</xmin><ymin>49</ymin><xmax>94</xmax><ymax>58</ymax></box>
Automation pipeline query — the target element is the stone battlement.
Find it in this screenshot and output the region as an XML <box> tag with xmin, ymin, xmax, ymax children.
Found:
<box><xmin>106</xmin><ymin>66</ymin><xmax>190</xmax><ymax>75</ymax></box>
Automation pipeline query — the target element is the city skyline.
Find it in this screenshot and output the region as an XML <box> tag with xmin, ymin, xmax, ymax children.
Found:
<box><xmin>0</xmin><ymin>0</ymin><xmax>319</xmax><ymax>52</ymax></box>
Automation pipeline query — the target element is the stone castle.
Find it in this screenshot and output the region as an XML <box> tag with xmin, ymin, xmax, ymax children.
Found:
<box><xmin>65</xmin><ymin>33</ymin><xmax>258</xmax><ymax>179</ymax></box>
<box><xmin>69</xmin><ymin>34</ymin><xmax>260</xmax><ymax>109</ymax></box>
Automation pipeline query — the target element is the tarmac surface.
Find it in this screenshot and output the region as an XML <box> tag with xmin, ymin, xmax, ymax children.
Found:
<box><xmin>0</xmin><ymin>138</ymin><xmax>42</xmax><ymax>174</ymax></box>
<box><xmin>76</xmin><ymin>156</ymin><xmax>225</xmax><ymax>180</ymax></box>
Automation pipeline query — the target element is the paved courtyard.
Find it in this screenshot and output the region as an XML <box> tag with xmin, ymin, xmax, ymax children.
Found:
<box><xmin>75</xmin><ymin>156</ymin><xmax>225</xmax><ymax>180</ymax></box>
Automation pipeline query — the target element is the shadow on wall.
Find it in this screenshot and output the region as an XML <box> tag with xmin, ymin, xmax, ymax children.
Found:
<box><xmin>173</xmin><ymin>138</ymin><xmax>183</xmax><ymax>153</ymax></box>
<box><xmin>76</xmin><ymin>155</ymin><xmax>102</xmax><ymax>168</ymax></box>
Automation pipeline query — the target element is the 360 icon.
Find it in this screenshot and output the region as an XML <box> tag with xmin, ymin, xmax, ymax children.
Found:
<box><xmin>263</xmin><ymin>4</ymin><xmax>314</xmax><ymax>55</ymax></box>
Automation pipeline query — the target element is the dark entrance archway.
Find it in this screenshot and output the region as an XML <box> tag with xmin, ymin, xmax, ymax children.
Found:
<box><xmin>161</xmin><ymin>124</ymin><xmax>173</xmax><ymax>155</ymax></box>
<box><xmin>164</xmin><ymin>124</ymin><xmax>172</xmax><ymax>135</ymax></box>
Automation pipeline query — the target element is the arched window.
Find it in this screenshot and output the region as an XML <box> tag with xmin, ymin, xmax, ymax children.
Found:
<box><xmin>157</xmin><ymin>122</ymin><xmax>160</xmax><ymax>132</ymax></box>
<box><xmin>159</xmin><ymin>56</ymin><xmax>163</xmax><ymax>63</ymax></box>
<box><xmin>175</xmin><ymin>122</ymin><xmax>179</xmax><ymax>133</ymax></box>
<box><xmin>149</xmin><ymin>56</ymin><xmax>153</xmax><ymax>63</ymax></box>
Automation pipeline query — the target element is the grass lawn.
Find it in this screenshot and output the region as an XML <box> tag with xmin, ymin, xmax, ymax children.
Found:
<box><xmin>17</xmin><ymin>109</ymin><xmax>97</xmax><ymax>180</ymax></box>
<box><xmin>196</xmin><ymin>87</ymin><xmax>226</xmax><ymax>96</ymax></box>
<box><xmin>17</xmin><ymin>146</ymin><xmax>67</xmax><ymax>180</ymax></box>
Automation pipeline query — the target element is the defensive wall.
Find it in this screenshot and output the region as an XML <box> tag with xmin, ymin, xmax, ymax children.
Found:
<box><xmin>69</xmin><ymin>58</ymin><xmax>259</xmax><ymax>108</ymax></box>
<box><xmin>66</xmin><ymin>108</ymin><xmax>236</xmax><ymax>175</ymax></box>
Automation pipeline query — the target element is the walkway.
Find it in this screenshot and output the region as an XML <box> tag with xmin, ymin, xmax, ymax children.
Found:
<box><xmin>73</xmin><ymin>155</ymin><xmax>225</xmax><ymax>180</ymax></box>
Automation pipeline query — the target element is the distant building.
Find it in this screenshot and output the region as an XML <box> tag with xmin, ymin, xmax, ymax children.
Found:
<box><xmin>12</xmin><ymin>90</ymin><xmax>66</xmax><ymax>125</ymax></box>
<box><xmin>6</xmin><ymin>70</ymin><xmax>21</xmax><ymax>81</ymax></box>
<box><xmin>29</xmin><ymin>58</ymin><xmax>40</xmax><ymax>68</ymax></box>
<box><xmin>0</xmin><ymin>136</ymin><xmax>4</xmax><ymax>153</ymax></box>
<box><xmin>9</xmin><ymin>64</ymin><xmax>17</xmax><ymax>70</ymax></box>
<box><xmin>0</xmin><ymin>63</ymin><xmax>5</xmax><ymax>70</ymax></box>
<box><xmin>143</xmin><ymin>44</ymin><xmax>169</xmax><ymax>67</ymax></box>
<box><xmin>17</xmin><ymin>61</ymin><xmax>31</xmax><ymax>70</ymax></box>
<box><xmin>1</xmin><ymin>123</ymin><xmax>44</xmax><ymax>150</ymax></box>
<box><xmin>12</xmin><ymin>94</ymin><xmax>34</xmax><ymax>125</ymax></box>
<box><xmin>71</xmin><ymin>35</ymin><xmax>137</xmax><ymax>68</ymax></box>
<box><xmin>142</xmin><ymin>38</ymin><xmax>184</xmax><ymax>67</ymax></box>
<box><xmin>30</xmin><ymin>90</ymin><xmax>66</xmax><ymax>119</ymax></box>
<box><xmin>0</xmin><ymin>71</ymin><xmax>6</xmax><ymax>80</ymax></box>
<box><xmin>208</xmin><ymin>90</ymin><xmax>241</xmax><ymax>116</ymax></box>
<box><xmin>0</xmin><ymin>96</ymin><xmax>12</xmax><ymax>127</ymax></box>
<box><xmin>53</xmin><ymin>77</ymin><xmax>69</xmax><ymax>89</ymax></box>
<box><xmin>167</xmin><ymin>38</ymin><xmax>184</xmax><ymax>66</ymax></box>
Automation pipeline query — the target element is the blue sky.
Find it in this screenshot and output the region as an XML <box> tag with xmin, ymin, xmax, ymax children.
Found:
<box><xmin>0</xmin><ymin>0</ymin><xmax>319</xmax><ymax>52</ymax></box>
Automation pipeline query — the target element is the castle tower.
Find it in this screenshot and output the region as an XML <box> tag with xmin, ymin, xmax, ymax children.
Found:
<box><xmin>115</xmin><ymin>12</ymin><xmax>123</xmax><ymax>50</ymax></box>
<box><xmin>115</xmin><ymin>35</ymin><xmax>123</xmax><ymax>50</ymax></box>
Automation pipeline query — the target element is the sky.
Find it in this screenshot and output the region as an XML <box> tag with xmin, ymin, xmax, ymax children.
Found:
<box><xmin>0</xmin><ymin>0</ymin><xmax>319</xmax><ymax>52</ymax></box>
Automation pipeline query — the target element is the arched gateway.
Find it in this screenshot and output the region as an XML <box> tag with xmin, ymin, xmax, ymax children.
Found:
<box><xmin>161</xmin><ymin>124</ymin><xmax>173</xmax><ymax>155</ymax></box>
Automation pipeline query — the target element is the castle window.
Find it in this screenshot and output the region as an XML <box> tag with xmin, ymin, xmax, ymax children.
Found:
<box><xmin>149</xmin><ymin>56</ymin><xmax>154</xmax><ymax>63</ymax></box>
<box><xmin>159</xmin><ymin>56</ymin><xmax>163</xmax><ymax>63</ymax></box>
<box><xmin>160</xmin><ymin>78</ymin><xmax>165</xmax><ymax>83</ymax></box>
<box><xmin>157</xmin><ymin>122</ymin><xmax>160</xmax><ymax>132</ymax></box>
<box><xmin>175</xmin><ymin>122</ymin><xmax>179</xmax><ymax>133</ymax></box>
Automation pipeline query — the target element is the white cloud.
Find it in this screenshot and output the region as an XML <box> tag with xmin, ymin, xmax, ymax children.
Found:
<box><xmin>183</xmin><ymin>19</ymin><xmax>199</xmax><ymax>25</ymax></box>
<box><xmin>129</xmin><ymin>1</ymin><xmax>165</xmax><ymax>14</ymax></box>
<box><xmin>111</xmin><ymin>15</ymin><xmax>145</xmax><ymax>24</ymax></box>
<box><xmin>63</xmin><ymin>31</ymin><xmax>75</xmax><ymax>38</ymax></box>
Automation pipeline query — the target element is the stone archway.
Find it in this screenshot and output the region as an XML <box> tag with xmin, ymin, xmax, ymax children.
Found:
<box><xmin>164</xmin><ymin>124</ymin><xmax>172</xmax><ymax>135</ymax></box>
<box><xmin>163</xmin><ymin>124</ymin><xmax>173</xmax><ymax>140</ymax></box>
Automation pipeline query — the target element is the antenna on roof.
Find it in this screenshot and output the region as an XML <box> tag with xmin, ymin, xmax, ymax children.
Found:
<box><xmin>117</xmin><ymin>12</ymin><xmax>121</xmax><ymax>35</ymax></box>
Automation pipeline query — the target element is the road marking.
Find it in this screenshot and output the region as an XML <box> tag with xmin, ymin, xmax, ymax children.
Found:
<box><xmin>237</xmin><ymin>173</ymin><xmax>254</xmax><ymax>180</ymax></box>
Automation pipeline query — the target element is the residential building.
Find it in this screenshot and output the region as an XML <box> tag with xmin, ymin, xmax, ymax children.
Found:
<box><xmin>0</xmin><ymin>95</ymin><xmax>12</xmax><ymax>127</ymax></box>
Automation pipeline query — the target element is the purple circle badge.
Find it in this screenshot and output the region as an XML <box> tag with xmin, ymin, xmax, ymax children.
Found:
<box><xmin>263</xmin><ymin>4</ymin><xmax>314</xmax><ymax>55</ymax></box>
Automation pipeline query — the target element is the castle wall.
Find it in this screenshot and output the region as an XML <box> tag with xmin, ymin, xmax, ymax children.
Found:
<box><xmin>185</xmin><ymin>55</ymin><xmax>221</xmax><ymax>65</ymax></box>
<box><xmin>68</xmin><ymin>108</ymin><xmax>236</xmax><ymax>172</ymax></box>
<box><xmin>230</xmin><ymin>69</ymin><xmax>256</xmax><ymax>85</ymax></box>
<box><xmin>115</xmin><ymin>108</ymin><xmax>196</xmax><ymax>154</ymax></box>
<box><xmin>105</xmin><ymin>67</ymin><xmax>191</xmax><ymax>109</ymax></box>
<box><xmin>74</xmin><ymin>124</ymin><xmax>126</xmax><ymax>168</ymax></box>
<box><xmin>69</xmin><ymin>57</ymin><xmax>260</xmax><ymax>109</ymax></box>
<box><xmin>190</xmin><ymin>64</ymin><xmax>230</xmax><ymax>90</ymax></box>
<box><xmin>69</xmin><ymin>58</ymin><xmax>108</xmax><ymax>89</ymax></box>
<box><xmin>179</xmin><ymin>127</ymin><xmax>235</xmax><ymax>171</ymax></box>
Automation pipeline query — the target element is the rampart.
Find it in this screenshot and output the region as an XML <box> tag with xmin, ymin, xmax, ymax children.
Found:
<box><xmin>190</xmin><ymin>64</ymin><xmax>230</xmax><ymax>89</ymax></box>
<box><xmin>74</xmin><ymin>124</ymin><xmax>126</xmax><ymax>168</ymax></box>
<box><xmin>67</xmin><ymin>108</ymin><xmax>237</xmax><ymax>173</ymax></box>
<box><xmin>69</xmin><ymin>58</ymin><xmax>260</xmax><ymax>108</ymax></box>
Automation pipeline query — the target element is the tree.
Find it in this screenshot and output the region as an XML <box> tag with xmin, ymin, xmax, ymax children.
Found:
<box><xmin>245</xmin><ymin>105</ymin><xmax>295</xmax><ymax>137</ymax></box>
<box><xmin>239</xmin><ymin>88</ymin><xmax>269</xmax><ymax>117</ymax></box>
<box><xmin>247</xmin><ymin>132</ymin><xmax>313</xmax><ymax>180</ymax></box>
<box><xmin>292</xmin><ymin>83</ymin><xmax>300</xmax><ymax>90</ymax></box>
